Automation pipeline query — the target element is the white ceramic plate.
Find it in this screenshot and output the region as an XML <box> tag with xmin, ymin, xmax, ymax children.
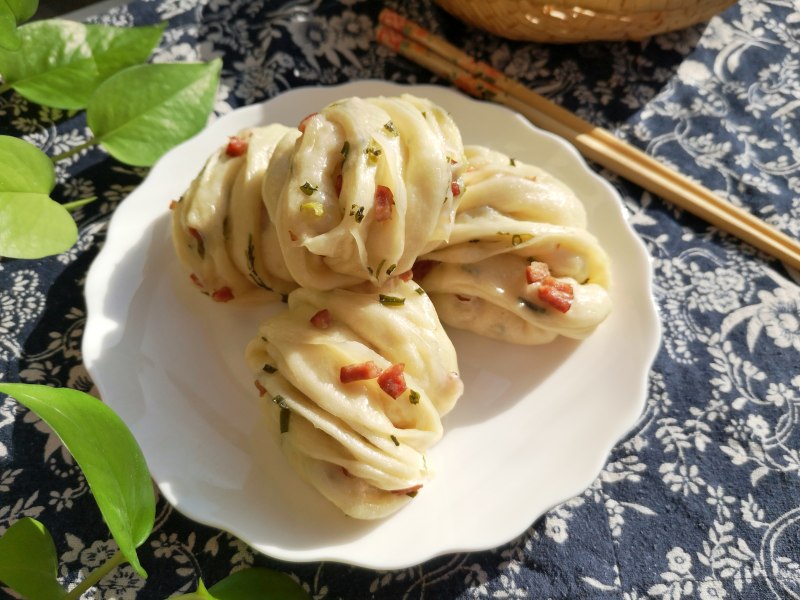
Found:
<box><xmin>83</xmin><ymin>81</ymin><xmax>660</xmax><ymax>569</ymax></box>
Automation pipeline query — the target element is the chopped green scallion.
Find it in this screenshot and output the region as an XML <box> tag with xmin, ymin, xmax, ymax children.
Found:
<box><xmin>300</xmin><ymin>201</ymin><xmax>324</xmax><ymax>216</ymax></box>
<box><xmin>365</xmin><ymin>140</ymin><xmax>382</xmax><ymax>164</ymax></box>
<box><xmin>279</xmin><ymin>407</ymin><xmax>291</xmax><ymax>433</ymax></box>
<box><xmin>518</xmin><ymin>296</ymin><xmax>546</xmax><ymax>313</ymax></box>
<box><xmin>409</xmin><ymin>390</ymin><xmax>420</xmax><ymax>405</ymax></box>
<box><xmin>349</xmin><ymin>204</ymin><xmax>365</xmax><ymax>223</ymax></box>
<box><xmin>512</xmin><ymin>233</ymin><xmax>532</xmax><ymax>246</ymax></box>
<box><xmin>390</xmin><ymin>434</ymin><xmax>399</xmax><ymax>446</ymax></box>
<box><xmin>246</xmin><ymin>234</ymin><xmax>272</xmax><ymax>291</ymax></box>
<box><xmin>299</xmin><ymin>181</ymin><xmax>318</xmax><ymax>196</ymax></box>
<box><xmin>383</xmin><ymin>120</ymin><xmax>398</xmax><ymax>136</ymax></box>
<box><xmin>379</xmin><ymin>294</ymin><xmax>406</xmax><ymax>307</ymax></box>
<box><xmin>386</xmin><ymin>263</ymin><xmax>397</xmax><ymax>276</ymax></box>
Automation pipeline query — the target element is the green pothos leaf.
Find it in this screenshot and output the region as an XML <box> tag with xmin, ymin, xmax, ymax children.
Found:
<box><xmin>0</xmin><ymin>0</ymin><xmax>36</xmax><ymax>51</ymax></box>
<box><xmin>172</xmin><ymin>569</ymin><xmax>310</xmax><ymax>600</ymax></box>
<box><xmin>0</xmin><ymin>517</ymin><xmax>68</xmax><ymax>600</ymax></box>
<box><xmin>207</xmin><ymin>568</ymin><xmax>310</xmax><ymax>600</ymax></box>
<box><xmin>0</xmin><ymin>134</ymin><xmax>54</xmax><ymax>193</ymax></box>
<box><xmin>0</xmin><ymin>20</ymin><xmax>164</xmax><ymax>109</ymax></box>
<box><xmin>0</xmin><ymin>192</ymin><xmax>78</xmax><ymax>258</ymax></box>
<box><xmin>173</xmin><ymin>579</ymin><xmax>215</xmax><ymax>600</ymax></box>
<box><xmin>87</xmin><ymin>59</ymin><xmax>221</xmax><ymax>166</ymax></box>
<box><xmin>0</xmin><ymin>135</ymin><xmax>77</xmax><ymax>259</ymax></box>
<box><xmin>0</xmin><ymin>2</ymin><xmax>21</xmax><ymax>52</ymax></box>
<box><xmin>0</xmin><ymin>384</ymin><xmax>156</xmax><ymax>577</ymax></box>
<box><xmin>4</xmin><ymin>0</ymin><xmax>37</xmax><ymax>23</ymax></box>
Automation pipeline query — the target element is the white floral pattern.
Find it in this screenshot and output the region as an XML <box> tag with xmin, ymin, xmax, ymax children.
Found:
<box><xmin>1</xmin><ymin>0</ymin><xmax>800</xmax><ymax>597</ymax></box>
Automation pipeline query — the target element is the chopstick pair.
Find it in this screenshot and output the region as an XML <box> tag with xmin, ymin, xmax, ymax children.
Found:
<box><xmin>375</xmin><ymin>8</ymin><xmax>800</xmax><ymax>271</ymax></box>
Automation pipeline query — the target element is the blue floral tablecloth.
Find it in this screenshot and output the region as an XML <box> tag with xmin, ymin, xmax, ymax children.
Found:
<box><xmin>2</xmin><ymin>0</ymin><xmax>800</xmax><ymax>598</ymax></box>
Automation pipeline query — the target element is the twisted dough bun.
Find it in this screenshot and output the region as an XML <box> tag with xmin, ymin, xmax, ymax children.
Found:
<box><xmin>245</xmin><ymin>279</ymin><xmax>463</xmax><ymax>519</ymax></box>
<box><xmin>171</xmin><ymin>124</ymin><xmax>299</xmax><ymax>302</ymax></box>
<box><xmin>263</xmin><ymin>94</ymin><xmax>465</xmax><ymax>290</ymax></box>
<box><xmin>418</xmin><ymin>146</ymin><xmax>612</xmax><ymax>344</ymax></box>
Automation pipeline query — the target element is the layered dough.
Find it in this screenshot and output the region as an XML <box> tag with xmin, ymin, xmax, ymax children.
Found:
<box><xmin>263</xmin><ymin>94</ymin><xmax>465</xmax><ymax>290</ymax></box>
<box><xmin>171</xmin><ymin>124</ymin><xmax>299</xmax><ymax>302</ymax></box>
<box><xmin>419</xmin><ymin>146</ymin><xmax>612</xmax><ymax>344</ymax></box>
<box><xmin>245</xmin><ymin>280</ymin><xmax>463</xmax><ymax>519</ymax></box>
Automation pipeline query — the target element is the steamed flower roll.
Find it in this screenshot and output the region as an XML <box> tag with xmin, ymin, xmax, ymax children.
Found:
<box><xmin>244</xmin><ymin>279</ymin><xmax>463</xmax><ymax>519</ymax></box>
<box><xmin>262</xmin><ymin>94</ymin><xmax>465</xmax><ymax>291</ymax></box>
<box><xmin>171</xmin><ymin>125</ymin><xmax>298</xmax><ymax>302</ymax></box>
<box><xmin>418</xmin><ymin>146</ymin><xmax>612</xmax><ymax>344</ymax></box>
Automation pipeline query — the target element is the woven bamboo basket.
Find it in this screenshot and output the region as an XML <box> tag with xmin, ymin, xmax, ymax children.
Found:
<box><xmin>434</xmin><ymin>0</ymin><xmax>736</xmax><ymax>42</ymax></box>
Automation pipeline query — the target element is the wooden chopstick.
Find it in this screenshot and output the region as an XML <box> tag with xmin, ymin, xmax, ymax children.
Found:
<box><xmin>376</xmin><ymin>9</ymin><xmax>800</xmax><ymax>271</ymax></box>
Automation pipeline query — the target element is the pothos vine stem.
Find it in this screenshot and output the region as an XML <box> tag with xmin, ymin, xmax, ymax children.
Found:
<box><xmin>64</xmin><ymin>550</ymin><xmax>127</xmax><ymax>600</ymax></box>
<box><xmin>51</xmin><ymin>138</ymin><xmax>100</xmax><ymax>163</ymax></box>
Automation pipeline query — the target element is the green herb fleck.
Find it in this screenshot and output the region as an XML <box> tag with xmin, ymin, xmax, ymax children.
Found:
<box><xmin>279</xmin><ymin>407</ymin><xmax>291</xmax><ymax>433</ymax></box>
<box><xmin>246</xmin><ymin>234</ymin><xmax>273</xmax><ymax>291</ymax></box>
<box><xmin>349</xmin><ymin>204</ymin><xmax>365</xmax><ymax>223</ymax></box>
<box><xmin>509</xmin><ymin>157</ymin><xmax>517</xmax><ymax>166</ymax></box>
<box><xmin>375</xmin><ymin>259</ymin><xmax>386</xmax><ymax>277</ymax></box>
<box><xmin>512</xmin><ymin>233</ymin><xmax>532</xmax><ymax>246</ymax></box>
<box><xmin>341</xmin><ymin>140</ymin><xmax>350</xmax><ymax>159</ymax></box>
<box><xmin>364</xmin><ymin>139</ymin><xmax>382</xmax><ymax>164</ymax></box>
<box><xmin>383</xmin><ymin>120</ymin><xmax>398</xmax><ymax>136</ymax></box>
<box><xmin>222</xmin><ymin>216</ymin><xmax>231</xmax><ymax>240</ymax></box>
<box><xmin>390</xmin><ymin>434</ymin><xmax>400</xmax><ymax>446</ymax></box>
<box><xmin>191</xmin><ymin>231</ymin><xmax>205</xmax><ymax>259</ymax></box>
<box><xmin>518</xmin><ymin>296</ymin><xmax>546</xmax><ymax>313</ymax></box>
<box><xmin>415</xmin><ymin>287</ymin><xmax>425</xmax><ymax>295</ymax></box>
<box><xmin>300</xmin><ymin>181</ymin><xmax>318</xmax><ymax>196</ymax></box>
<box><xmin>386</xmin><ymin>263</ymin><xmax>397</xmax><ymax>275</ymax></box>
<box><xmin>406</xmin><ymin>490</ymin><xmax>418</xmax><ymax>498</ymax></box>
<box><xmin>409</xmin><ymin>390</ymin><xmax>420</xmax><ymax>405</ymax></box>
<box><xmin>301</xmin><ymin>201</ymin><xmax>324</xmax><ymax>216</ymax></box>
<box><xmin>272</xmin><ymin>394</ymin><xmax>289</xmax><ymax>409</ymax></box>
<box><xmin>262</xmin><ymin>364</ymin><xmax>277</xmax><ymax>374</ymax></box>
<box><xmin>379</xmin><ymin>294</ymin><xmax>406</xmax><ymax>307</ymax></box>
